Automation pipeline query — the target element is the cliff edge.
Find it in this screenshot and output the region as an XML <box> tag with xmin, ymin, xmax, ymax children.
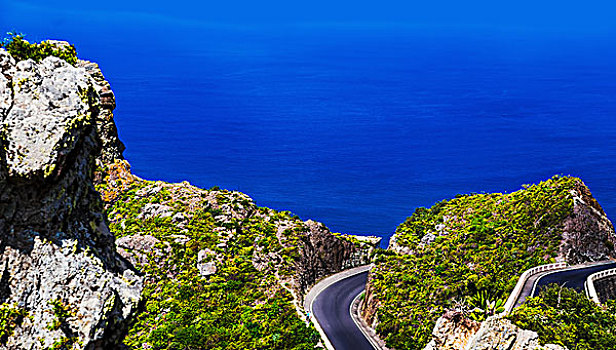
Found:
<box><xmin>0</xmin><ymin>45</ymin><xmax>141</xmax><ymax>349</ymax></box>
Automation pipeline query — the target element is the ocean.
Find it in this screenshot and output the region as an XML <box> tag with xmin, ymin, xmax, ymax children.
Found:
<box><xmin>5</xmin><ymin>10</ymin><xmax>616</xmax><ymax>246</ymax></box>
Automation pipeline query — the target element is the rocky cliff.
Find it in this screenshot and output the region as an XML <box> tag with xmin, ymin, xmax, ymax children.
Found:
<box><xmin>0</xmin><ymin>45</ymin><xmax>141</xmax><ymax>349</ymax></box>
<box><xmin>559</xmin><ymin>181</ymin><xmax>615</xmax><ymax>263</ymax></box>
<box><xmin>0</xmin><ymin>37</ymin><xmax>379</xmax><ymax>348</ymax></box>
<box><xmin>419</xmin><ymin>179</ymin><xmax>616</xmax><ymax>350</ymax></box>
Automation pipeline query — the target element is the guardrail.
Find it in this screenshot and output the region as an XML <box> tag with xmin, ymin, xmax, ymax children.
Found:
<box><xmin>503</xmin><ymin>262</ymin><xmax>568</xmax><ymax>312</ymax></box>
<box><xmin>585</xmin><ymin>268</ymin><xmax>616</xmax><ymax>304</ymax></box>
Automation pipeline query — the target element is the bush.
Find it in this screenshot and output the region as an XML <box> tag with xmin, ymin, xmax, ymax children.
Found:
<box><xmin>0</xmin><ymin>303</ymin><xmax>27</xmax><ymax>344</ymax></box>
<box><xmin>509</xmin><ymin>284</ymin><xmax>616</xmax><ymax>350</ymax></box>
<box><xmin>1</xmin><ymin>32</ymin><xmax>78</xmax><ymax>65</ymax></box>
<box><xmin>95</xmin><ymin>172</ymin><xmax>322</xmax><ymax>349</ymax></box>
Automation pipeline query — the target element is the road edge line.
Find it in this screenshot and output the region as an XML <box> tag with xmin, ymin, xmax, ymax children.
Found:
<box><xmin>350</xmin><ymin>291</ymin><xmax>381</xmax><ymax>350</ymax></box>
<box><xmin>306</xmin><ymin>265</ymin><xmax>372</xmax><ymax>350</ymax></box>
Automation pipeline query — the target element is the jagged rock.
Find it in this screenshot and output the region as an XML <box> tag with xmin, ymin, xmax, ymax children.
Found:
<box><xmin>78</xmin><ymin>60</ymin><xmax>124</xmax><ymax>163</ymax></box>
<box><xmin>295</xmin><ymin>220</ymin><xmax>380</xmax><ymax>293</ymax></box>
<box><xmin>116</xmin><ymin>234</ymin><xmax>170</xmax><ymax>267</ymax></box>
<box><xmin>559</xmin><ymin>184</ymin><xmax>616</xmax><ymax>264</ymax></box>
<box><xmin>198</xmin><ymin>262</ymin><xmax>217</xmax><ymax>276</ymax></box>
<box><xmin>467</xmin><ymin>315</ymin><xmax>566</xmax><ymax>350</ymax></box>
<box><xmin>138</xmin><ymin>203</ymin><xmax>174</xmax><ymax>219</ymax></box>
<box><xmin>424</xmin><ymin>313</ymin><xmax>566</xmax><ymax>350</ymax></box>
<box><xmin>387</xmin><ymin>233</ymin><xmax>412</xmax><ymax>255</ymax></box>
<box><xmin>2</xmin><ymin>238</ymin><xmax>142</xmax><ymax>349</ymax></box>
<box><xmin>0</xmin><ymin>46</ymin><xmax>142</xmax><ymax>349</ymax></box>
<box><xmin>366</xmin><ymin>176</ymin><xmax>615</xmax><ymax>350</ymax></box>
<box><xmin>424</xmin><ymin>311</ymin><xmax>481</xmax><ymax>350</ymax></box>
<box><xmin>197</xmin><ymin>250</ymin><xmax>217</xmax><ymax>276</ymax></box>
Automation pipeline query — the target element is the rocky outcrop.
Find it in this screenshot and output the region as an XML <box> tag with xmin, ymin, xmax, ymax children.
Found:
<box><xmin>424</xmin><ymin>311</ymin><xmax>481</xmax><ymax>350</ymax></box>
<box><xmin>424</xmin><ymin>312</ymin><xmax>566</xmax><ymax>350</ymax></box>
<box><xmin>102</xmin><ymin>171</ymin><xmax>380</xmax><ymax>298</ymax></box>
<box><xmin>295</xmin><ymin>220</ymin><xmax>380</xmax><ymax>293</ymax></box>
<box><xmin>388</xmin><ymin>179</ymin><xmax>615</xmax><ymax>264</ymax></box>
<box><xmin>95</xmin><ymin>164</ymin><xmax>380</xmax><ymax>345</ymax></box>
<box><xmin>559</xmin><ymin>182</ymin><xmax>616</xmax><ymax>264</ymax></box>
<box><xmin>0</xmin><ymin>46</ymin><xmax>141</xmax><ymax>348</ymax></box>
<box><xmin>423</xmin><ymin>311</ymin><xmax>481</xmax><ymax>350</ymax></box>
<box><xmin>116</xmin><ymin>234</ymin><xmax>170</xmax><ymax>267</ymax></box>
<box><xmin>78</xmin><ymin>59</ymin><xmax>125</xmax><ymax>164</ymax></box>
<box><xmin>593</xmin><ymin>275</ymin><xmax>616</xmax><ymax>304</ymax></box>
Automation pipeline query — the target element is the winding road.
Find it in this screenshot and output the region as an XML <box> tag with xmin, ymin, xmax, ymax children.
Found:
<box><xmin>531</xmin><ymin>262</ymin><xmax>616</xmax><ymax>296</ymax></box>
<box><xmin>309</xmin><ymin>261</ymin><xmax>616</xmax><ymax>350</ymax></box>
<box><xmin>312</xmin><ymin>271</ymin><xmax>375</xmax><ymax>350</ymax></box>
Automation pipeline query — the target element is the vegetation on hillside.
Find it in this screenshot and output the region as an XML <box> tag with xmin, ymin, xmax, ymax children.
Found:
<box><xmin>1</xmin><ymin>32</ymin><xmax>78</xmax><ymax>65</ymax></box>
<box><xmin>368</xmin><ymin>175</ymin><xmax>579</xmax><ymax>349</ymax></box>
<box><xmin>509</xmin><ymin>285</ymin><xmax>616</xmax><ymax>350</ymax></box>
<box><xmin>95</xmin><ymin>162</ymin><xmax>326</xmax><ymax>349</ymax></box>
<box><xmin>0</xmin><ymin>304</ymin><xmax>27</xmax><ymax>344</ymax></box>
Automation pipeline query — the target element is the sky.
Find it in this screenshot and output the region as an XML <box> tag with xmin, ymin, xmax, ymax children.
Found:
<box><xmin>2</xmin><ymin>0</ymin><xmax>616</xmax><ymax>35</ymax></box>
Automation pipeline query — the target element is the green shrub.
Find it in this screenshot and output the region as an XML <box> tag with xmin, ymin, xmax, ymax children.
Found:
<box><xmin>95</xmin><ymin>172</ymin><xmax>322</xmax><ymax>349</ymax></box>
<box><xmin>509</xmin><ymin>285</ymin><xmax>616</xmax><ymax>350</ymax></box>
<box><xmin>0</xmin><ymin>303</ymin><xmax>27</xmax><ymax>344</ymax></box>
<box><xmin>1</xmin><ymin>32</ymin><xmax>78</xmax><ymax>66</ymax></box>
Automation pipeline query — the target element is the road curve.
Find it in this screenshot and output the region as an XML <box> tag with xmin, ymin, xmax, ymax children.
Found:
<box><xmin>532</xmin><ymin>262</ymin><xmax>616</xmax><ymax>296</ymax></box>
<box><xmin>312</xmin><ymin>271</ymin><xmax>374</xmax><ymax>350</ymax></box>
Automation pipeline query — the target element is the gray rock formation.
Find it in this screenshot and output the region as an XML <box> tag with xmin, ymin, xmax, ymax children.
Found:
<box><xmin>295</xmin><ymin>220</ymin><xmax>379</xmax><ymax>293</ymax></box>
<box><xmin>0</xmin><ymin>46</ymin><xmax>141</xmax><ymax>349</ymax></box>
<box><xmin>116</xmin><ymin>234</ymin><xmax>170</xmax><ymax>268</ymax></box>
<box><xmin>78</xmin><ymin>60</ymin><xmax>125</xmax><ymax>164</ymax></box>
<box><xmin>423</xmin><ymin>311</ymin><xmax>481</xmax><ymax>350</ymax></box>
<box><xmin>424</xmin><ymin>312</ymin><xmax>566</xmax><ymax>350</ymax></box>
<box><xmin>559</xmin><ymin>183</ymin><xmax>616</xmax><ymax>264</ymax></box>
<box><xmin>593</xmin><ymin>275</ymin><xmax>616</xmax><ymax>304</ymax></box>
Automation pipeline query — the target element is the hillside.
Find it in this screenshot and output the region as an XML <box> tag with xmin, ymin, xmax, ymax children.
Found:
<box><xmin>362</xmin><ymin>175</ymin><xmax>615</xmax><ymax>349</ymax></box>
<box><xmin>95</xmin><ymin>160</ymin><xmax>379</xmax><ymax>348</ymax></box>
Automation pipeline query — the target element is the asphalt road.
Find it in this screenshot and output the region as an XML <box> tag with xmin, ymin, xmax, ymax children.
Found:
<box><xmin>312</xmin><ymin>271</ymin><xmax>374</xmax><ymax>350</ymax></box>
<box><xmin>532</xmin><ymin>262</ymin><xmax>616</xmax><ymax>296</ymax></box>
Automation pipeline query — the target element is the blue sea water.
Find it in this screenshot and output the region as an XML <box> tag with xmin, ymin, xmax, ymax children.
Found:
<box><xmin>4</xmin><ymin>8</ymin><xmax>616</xmax><ymax>246</ymax></box>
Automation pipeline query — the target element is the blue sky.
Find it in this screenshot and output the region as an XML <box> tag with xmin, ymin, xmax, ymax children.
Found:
<box><xmin>2</xmin><ymin>0</ymin><xmax>616</xmax><ymax>34</ymax></box>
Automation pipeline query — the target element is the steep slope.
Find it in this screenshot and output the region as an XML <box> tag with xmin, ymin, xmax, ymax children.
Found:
<box><xmin>362</xmin><ymin>176</ymin><xmax>615</xmax><ymax>350</ymax></box>
<box><xmin>0</xmin><ymin>45</ymin><xmax>141</xmax><ymax>349</ymax></box>
<box><xmin>95</xmin><ymin>160</ymin><xmax>379</xmax><ymax>348</ymax></box>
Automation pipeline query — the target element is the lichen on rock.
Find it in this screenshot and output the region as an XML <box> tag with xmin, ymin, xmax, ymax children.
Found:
<box><xmin>0</xmin><ymin>44</ymin><xmax>142</xmax><ymax>349</ymax></box>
